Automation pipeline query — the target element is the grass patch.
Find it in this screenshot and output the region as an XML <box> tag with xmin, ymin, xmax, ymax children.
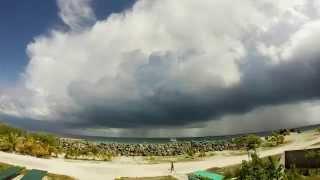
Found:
<box><xmin>0</xmin><ymin>161</ymin><xmax>74</xmax><ymax>180</ymax></box>
<box><xmin>0</xmin><ymin>162</ymin><xmax>13</xmax><ymax>171</ymax></box>
<box><xmin>46</xmin><ymin>173</ymin><xmax>75</xmax><ymax>180</ymax></box>
<box><xmin>115</xmin><ymin>176</ymin><xmax>178</xmax><ymax>180</ymax></box>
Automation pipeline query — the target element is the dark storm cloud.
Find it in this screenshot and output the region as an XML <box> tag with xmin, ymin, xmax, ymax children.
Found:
<box><xmin>65</xmin><ymin>50</ymin><xmax>320</xmax><ymax>129</ymax></box>
<box><xmin>0</xmin><ymin>114</ymin><xmax>66</xmax><ymax>134</ymax></box>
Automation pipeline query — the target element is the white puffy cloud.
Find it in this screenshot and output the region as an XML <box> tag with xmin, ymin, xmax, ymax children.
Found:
<box><xmin>57</xmin><ymin>0</ymin><xmax>96</xmax><ymax>30</ymax></box>
<box><xmin>282</xmin><ymin>20</ymin><xmax>320</xmax><ymax>60</ymax></box>
<box><xmin>24</xmin><ymin>0</ymin><xmax>263</xmax><ymax>118</ymax></box>
<box><xmin>1</xmin><ymin>0</ymin><xmax>320</xmax><ymax>136</ymax></box>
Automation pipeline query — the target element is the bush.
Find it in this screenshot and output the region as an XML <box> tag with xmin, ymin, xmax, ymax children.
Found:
<box><xmin>0</xmin><ymin>123</ymin><xmax>25</xmax><ymax>136</ymax></box>
<box><xmin>0</xmin><ymin>123</ymin><xmax>59</xmax><ymax>158</ymax></box>
<box><xmin>0</xmin><ymin>138</ymin><xmax>13</xmax><ymax>152</ymax></box>
<box><xmin>264</xmin><ymin>132</ymin><xmax>285</xmax><ymax>147</ymax></box>
<box><xmin>233</xmin><ymin>134</ymin><xmax>262</xmax><ymax>151</ymax></box>
<box><xmin>31</xmin><ymin>143</ymin><xmax>50</xmax><ymax>157</ymax></box>
<box><xmin>278</xmin><ymin>129</ymin><xmax>290</xmax><ymax>136</ymax></box>
<box><xmin>238</xmin><ymin>153</ymin><xmax>284</xmax><ymax>180</ymax></box>
<box><xmin>28</xmin><ymin>133</ymin><xmax>59</xmax><ymax>147</ymax></box>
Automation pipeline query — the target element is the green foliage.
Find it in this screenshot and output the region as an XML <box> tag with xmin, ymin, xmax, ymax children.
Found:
<box><xmin>233</xmin><ymin>134</ymin><xmax>262</xmax><ymax>151</ymax></box>
<box><xmin>284</xmin><ymin>165</ymin><xmax>300</xmax><ymax>180</ymax></box>
<box><xmin>264</xmin><ymin>132</ymin><xmax>285</xmax><ymax>147</ymax></box>
<box><xmin>0</xmin><ymin>137</ymin><xmax>13</xmax><ymax>152</ymax></box>
<box><xmin>305</xmin><ymin>150</ymin><xmax>320</xmax><ymax>165</ymax></box>
<box><xmin>0</xmin><ymin>123</ymin><xmax>59</xmax><ymax>158</ymax></box>
<box><xmin>278</xmin><ymin>129</ymin><xmax>291</xmax><ymax>136</ymax></box>
<box><xmin>0</xmin><ymin>124</ymin><xmax>25</xmax><ymax>136</ymax></box>
<box><xmin>238</xmin><ymin>153</ymin><xmax>284</xmax><ymax>180</ymax></box>
<box><xmin>28</xmin><ymin>133</ymin><xmax>59</xmax><ymax>147</ymax></box>
<box><xmin>0</xmin><ymin>162</ymin><xmax>12</xmax><ymax>172</ymax></box>
<box><xmin>212</xmin><ymin>153</ymin><xmax>320</xmax><ymax>180</ymax></box>
<box><xmin>46</xmin><ymin>173</ymin><xmax>75</xmax><ymax>180</ymax></box>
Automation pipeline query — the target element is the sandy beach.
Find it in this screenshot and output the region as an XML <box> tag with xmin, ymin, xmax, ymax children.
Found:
<box><xmin>0</xmin><ymin>131</ymin><xmax>319</xmax><ymax>180</ymax></box>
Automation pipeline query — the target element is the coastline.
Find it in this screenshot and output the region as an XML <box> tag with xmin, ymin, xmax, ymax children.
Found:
<box><xmin>60</xmin><ymin>124</ymin><xmax>319</xmax><ymax>144</ymax></box>
<box><xmin>0</xmin><ymin>130</ymin><xmax>319</xmax><ymax>179</ymax></box>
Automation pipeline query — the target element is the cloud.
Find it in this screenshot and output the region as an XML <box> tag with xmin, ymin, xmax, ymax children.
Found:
<box><xmin>1</xmin><ymin>0</ymin><xmax>320</xmax><ymax>136</ymax></box>
<box><xmin>73</xmin><ymin>101</ymin><xmax>320</xmax><ymax>137</ymax></box>
<box><xmin>57</xmin><ymin>0</ymin><xmax>96</xmax><ymax>30</ymax></box>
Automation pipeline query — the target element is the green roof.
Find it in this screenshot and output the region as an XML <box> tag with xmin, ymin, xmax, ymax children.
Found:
<box><xmin>21</xmin><ymin>169</ymin><xmax>47</xmax><ymax>180</ymax></box>
<box><xmin>0</xmin><ymin>166</ymin><xmax>23</xmax><ymax>180</ymax></box>
<box><xmin>192</xmin><ymin>170</ymin><xmax>224</xmax><ymax>180</ymax></box>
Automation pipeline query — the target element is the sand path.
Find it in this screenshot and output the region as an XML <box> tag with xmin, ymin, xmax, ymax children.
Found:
<box><xmin>0</xmin><ymin>132</ymin><xmax>319</xmax><ymax>180</ymax></box>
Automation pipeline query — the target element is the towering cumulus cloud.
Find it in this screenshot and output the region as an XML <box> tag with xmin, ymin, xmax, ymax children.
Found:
<box><xmin>1</xmin><ymin>0</ymin><xmax>320</xmax><ymax>136</ymax></box>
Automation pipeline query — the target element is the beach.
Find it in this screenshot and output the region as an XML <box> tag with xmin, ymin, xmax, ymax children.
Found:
<box><xmin>0</xmin><ymin>130</ymin><xmax>319</xmax><ymax>180</ymax></box>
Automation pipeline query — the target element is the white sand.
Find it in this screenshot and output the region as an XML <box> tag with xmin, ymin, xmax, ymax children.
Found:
<box><xmin>0</xmin><ymin>131</ymin><xmax>319</xmax><ymax>180</ymax></box>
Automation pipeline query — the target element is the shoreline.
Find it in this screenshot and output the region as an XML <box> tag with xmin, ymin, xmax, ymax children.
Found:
<box><xmin>0</xmin><ymin>130</ymin><xmax>319</xmax><ymax>179</ymax></box>
<box><xmin>59</xmin><ymin>126</ymin><xmax>312</xmax><ymax>144</ymax></box>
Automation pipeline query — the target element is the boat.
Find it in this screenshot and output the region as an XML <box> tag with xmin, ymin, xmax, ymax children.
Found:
<box><xmin>170</xmin><ymin>138</ymin><xmax>177</xmax><ymax>142</ymax></box>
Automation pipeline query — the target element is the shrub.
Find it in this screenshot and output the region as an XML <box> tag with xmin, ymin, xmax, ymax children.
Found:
<box><xmin>0</xmin><ymin>138</ymin><xmax>13</xmax><ymax>152</ymax></box>
<box><xmin>0</xmin><ymin>123</ymin><xmax>24</xmax><ymax>136</ymax></box>
<box><xmin>28</xmin><ymin>133</ymin><xmax>59</xmax><ymax>147</ymax></box>
<box><xmin>233</xmin><ymin>134</ymin><xmax>262</xmax><ymax>151</ymax></box>
<box><xmin>264</xmin><ymin>132</ymin><xmax>285</xmax><ymax>147</ymax></box>
<box><xmin>238</xmin><ymin>153</ymin><xmax>284</xmax><ymax>180</ymax></box>
<box><xmin>31</xmin><ymin>143</ymin><xmax>50</xmax><ymax>157</ymax></box>
<box><xmin>278</xmin><ymin>129</ymin><xmax>290</xmax><ymax>136</ymax></box>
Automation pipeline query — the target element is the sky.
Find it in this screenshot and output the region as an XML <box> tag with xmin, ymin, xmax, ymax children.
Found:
<box><xmin>0</xmin><ymin>0</ymin><xmax>320</xmax><ymax>137</ymax></box>
<box><xmin>0</xmin><ymin>0</ymin><xmax>136</xmax><ymax>85</ymax></box>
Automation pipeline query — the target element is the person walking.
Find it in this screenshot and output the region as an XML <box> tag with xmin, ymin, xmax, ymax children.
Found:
<box><xmin>170</xmin><ymin>161</ymin><xmax>174</xmax><ymax>173</ymax></box>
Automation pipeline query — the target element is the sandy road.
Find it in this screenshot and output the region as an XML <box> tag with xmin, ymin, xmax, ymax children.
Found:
<box><xmin>0</xmin><ymin>132</ymin><xmax>319</xmax><ymax>180</ymax></box>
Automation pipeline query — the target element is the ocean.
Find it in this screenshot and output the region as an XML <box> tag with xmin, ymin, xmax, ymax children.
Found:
<box><xmin>60</xmin><ymin>123</ymin><xmax>320</xmax><ymax>144</ymax></box>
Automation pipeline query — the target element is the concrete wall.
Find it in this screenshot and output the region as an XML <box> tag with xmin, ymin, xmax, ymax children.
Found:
<box><xmin>285</xmin><ymin>148</ymin><xmax>320</xmax><ymax>169</ymax></box>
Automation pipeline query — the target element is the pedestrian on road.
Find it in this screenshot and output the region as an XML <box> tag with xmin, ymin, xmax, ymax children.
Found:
<box><xmin>170</xmin><ymin>161</ymin><xmax>174</xmax><ymax>173</ymax></box>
